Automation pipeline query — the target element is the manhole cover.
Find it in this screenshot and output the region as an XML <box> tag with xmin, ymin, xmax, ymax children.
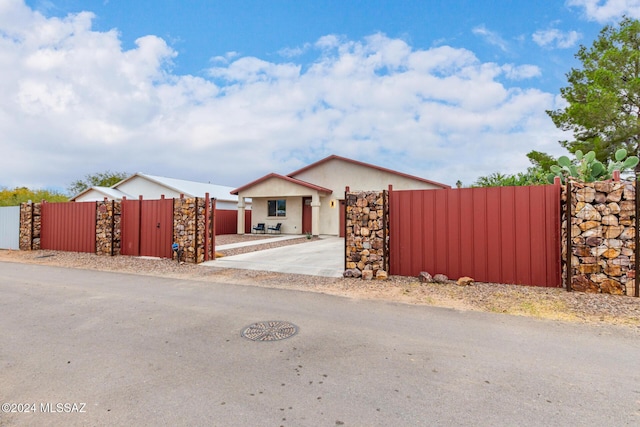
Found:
<box><xmin>241</xmin><ymin>321</ymin><xmax>298</xmax><ymax>342</ymax></box>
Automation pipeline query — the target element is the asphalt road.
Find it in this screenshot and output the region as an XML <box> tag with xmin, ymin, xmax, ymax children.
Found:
<box><xmin>1</xmin><ymin>262</ymin><xmax>639</xmax><ymax>426</ymax></box>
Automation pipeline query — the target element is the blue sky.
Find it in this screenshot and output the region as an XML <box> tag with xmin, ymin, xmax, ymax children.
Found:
<box><xmin>2</xmin><ymin>0</ymin><xmax>636</xmax><ymax>192</ymax></box>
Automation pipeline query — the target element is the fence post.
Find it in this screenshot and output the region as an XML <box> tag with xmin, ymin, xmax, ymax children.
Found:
<box><xmin>195</xmin><ymin>197</ymin><xmax>199</xmax><ymax>264</ymax></box>
<box><xmin>204</xmin><ymin>193</ymin><xmax>210</xmax><ymax>262</ymax></box>
<box><xmin>566</xmin><ymin>180</ymin><xmax>572</xmax><ymax>292</ymax></box>
<box><xmin>111</xmin><ymin>200</ymin><xmax>115</xmax><ymax>256</ymax></box>
<box><xmin>554</xmin><ymin>177</ymin><xmax>562</xmax><ymax>287</ymax></box>
<box><xmin>386</xmin><ymin>185</ymin><xmax>392</xmax><ymax>273</ymax></box>
<box><xmin>634</xmin><ymin>164</ymin><xmax>640</xmax><ymax>298</ymax></box>
<box><xmin>30</xmin><ymin>201</ymin><xmax>35</xmax><ymax>250</ymax></box>
<box><xmin>212</xmin><ymin>198</ymin><xmax>216</xmax><ymax>261</ymax></box>
<box><xmin>344</xmin><ymin>186</ymin><xmax>349</xmax><ymax>272</ymax></box>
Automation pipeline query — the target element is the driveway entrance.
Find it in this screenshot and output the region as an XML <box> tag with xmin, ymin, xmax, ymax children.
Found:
<box><xmin>203</xmin><ymin>236</ymin><xmax>344</xmax><ymax>277</ymax></box>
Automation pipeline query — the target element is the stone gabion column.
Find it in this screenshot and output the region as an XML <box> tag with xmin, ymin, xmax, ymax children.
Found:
<box><xmin>562</xmin><ymin>179</ymin><xmax>636</xmax><ymax>295</ymax></box>
<box><xmin>344</xmin><ymin>190</ymin><xmax>389</xmax><ymax>280</ymax></box>
<box><xmin>96</xmin><ymin>200</ymin><xmax>121</xmax><ymax>256</ymax></box>
<box><xmin>173</xmin><ymin>197</ymin><xmax>214</xmax><ymax>264</ymax></box>
<box><xmin>19</xmin><ymin>202</ymin><xmax>41</xmax><ymax>250</ymax></box>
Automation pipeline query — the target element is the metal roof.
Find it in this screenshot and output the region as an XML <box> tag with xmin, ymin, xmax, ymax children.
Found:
<box><xmin>70</xmin><ymin>186</ymin><xmax>132</xmax><ymax>202</ymax></box>
<box><xmin>134</xmin><ymin>173</ymin><xmax>239</xmax><ymax>201</ymax></box>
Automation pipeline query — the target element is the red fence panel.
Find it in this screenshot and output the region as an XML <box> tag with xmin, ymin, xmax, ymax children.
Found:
<box><xmin>121</xmin><ymin>198</ymin><xmax>173</xmax><ymax>258</ymax></box>
<box><xmin>41</xmin><ymin>202</ymin><xmax>96</xmax><ymax>253</ymax></box>
<box><xmin>389</xmin><ymin>185</ymin><xmax>561</xmax><ymax>287</ymax></box>
<box><xmin>214</xmin><ymin>209</ymin><xmax>252</xmax><ymax>235</ymax></box>
<box><xmin>245</xmin><ymin>210</ymin><xmax>252</xmax><ymax>234</ymax></box>
<box><xmin>120</xmin><ymin>199</ymin><xmax>140</xmax><ymax>256</ymax></box>
<box><xmin>140</xmin><ymin>198</ymin><xmax>173</xmax><ymax>258</ymax></box>
<box><xmin>215</xmin><ymin>209</ymin><xmax>237</xmax><ymax>235</ymax></box>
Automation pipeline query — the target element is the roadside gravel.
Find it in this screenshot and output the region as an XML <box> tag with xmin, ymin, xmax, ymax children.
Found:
<box><xmin>2</xmin><ymin>234</ymin><xmax>639</xmax><ymax>331</ymax></box>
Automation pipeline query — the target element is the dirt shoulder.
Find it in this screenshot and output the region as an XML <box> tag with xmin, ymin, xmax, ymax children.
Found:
<box><xmin>1</xmin><ymin>246</ymin><xmax>639</xmax><ymax>331</ymax></box>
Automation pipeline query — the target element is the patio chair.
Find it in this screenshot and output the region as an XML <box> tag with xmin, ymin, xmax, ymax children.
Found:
<box><xmin>267</xmin><ymin>223</ymin><xmax>282</xmax><ymax>234</ymax></box>
<box><xmin>252</xmin><ymin>223</ymin><xmax>266</xmax><ymax>234</ymax></box>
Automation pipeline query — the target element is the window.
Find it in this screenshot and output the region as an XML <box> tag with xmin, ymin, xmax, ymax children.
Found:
<box><xmin>268</xmin><ymin>199</ymin><xmax>286</xmax><ymax>217</ymax></box>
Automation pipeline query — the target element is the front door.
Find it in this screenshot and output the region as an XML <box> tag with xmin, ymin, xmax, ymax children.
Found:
<box><xmin>302</xmin><ymin>197</ymin><xmax>312</xmax><ymax>234</ymax></box>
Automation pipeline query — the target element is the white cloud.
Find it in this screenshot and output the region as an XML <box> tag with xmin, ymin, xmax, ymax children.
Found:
<box><xmin>0</xmin><ymin>1</ymin><xmax>568</xmax><ymax>192</ymax></box>
<box><xmin>502</xmin><ymin>64</ymin><xmax>542</xmax><ymax>80</ymax></box>
<box><xmin>532</xmin><ymin>28</ymin><xmax>582</xmax><ymax>48</ymax></box>
<box><xmin>472</xmin><ymin>25</ymin><xmax>510</xmax><ymax>52</ymax></box>
<box><xmin>567</xmin><ymin>0</ymin><xmax>640</xmax><ymax>22</ymax></box>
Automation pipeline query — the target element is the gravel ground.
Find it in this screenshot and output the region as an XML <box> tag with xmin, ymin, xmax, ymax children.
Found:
<box><xmin>2</xmin><ymin>234</ymin><xmax>640</xmax><ymax>331</ymax></box>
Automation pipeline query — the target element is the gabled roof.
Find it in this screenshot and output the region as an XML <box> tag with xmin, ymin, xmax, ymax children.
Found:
<box><xmin>288</xmin><ymin>154</ymin><xmax>450</xmax><ymax>189</ymax></box>
<box><xmin>115</xmin><ymin>173</ymin><xmax>239</xmax><ymax>201</ymax></box>
<box><xmin>70</xmin><ymin>186</ymin><xmax>132</xmax><ymax>202</ymax></box>
<box><xmin>230</xmin><ymin>173</ymin><xmax>333</xmax><ymax>195</ymax></box>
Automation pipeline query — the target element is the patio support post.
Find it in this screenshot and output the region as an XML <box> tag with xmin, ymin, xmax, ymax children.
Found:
<box><xmin>237</xmin><ymin>196</ymin><xmax>246</xmax><ymax>235</ymax></box>
<box><xmin>311</xmin><ymin>192</ymin><xmax>321</xmax><ymax>236</ymax></box>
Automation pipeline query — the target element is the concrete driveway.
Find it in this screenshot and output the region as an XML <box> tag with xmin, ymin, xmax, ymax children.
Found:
<box><xmin>203</xmin><ymin>235</ymin><xmax>344</xmax><ymax>277</ymax></box>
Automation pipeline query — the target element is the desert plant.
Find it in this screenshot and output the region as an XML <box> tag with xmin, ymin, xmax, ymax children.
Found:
<box><xmin>547</xmin><ymin>149</ymin><xmax>639</xmax><ymax>183</ymax></box>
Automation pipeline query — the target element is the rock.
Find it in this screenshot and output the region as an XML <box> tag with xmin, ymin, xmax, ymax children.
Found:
<box><xmin>600</xmin><ymin>278</ymin><xmax>624</xmax><ymax>295</ymax></box>
<box><xmin>606</xmin><ymin>188</ymin><xmax>624</xmax><ymax>202</ymax></box>
<box><xmin>418</xmin><ymin>272</ymin><xmax>433</xmax><ymax>283</ymax></box>
<box><xmin>343</xmin><ymin>268</ymin><xmax>362</xmax><ymax>278</ymax></box>
<box><xmin>457</xmin><ymin>276</ymin><xmax>474</xmax><ymax>286</ymax></box>
<box><xmin>619</xmin><ymin>227</ymin><xmax>635</xmax><ymax>240</ymax></box>
<box><xmin>576</xmin><ymin>187</ymin><xmax>596</xmax><ymax>202</ymax></box>
<box><xmin>623</xmin><ymin>183</ymin><xmax>635</xmax><ymax>200</ymax></box>
<box><xmin>577</xmin><ymin>264</ymin><xmax>601</xmax><ymax>274</ymax></box>
<box><xmin>585</xmin><ymin>237</ymin><xmax>603</xmax><ymax>246</ymax></box>
<box><xmin>602</xmin><ymin>248</ymin><xmax>621</xmax><ymax>259</ymax></box>
<box><xmin>578</xmin><ymin>220</ymin><xmax>600</xmax><ymax>231</ymax></box>
<box><xmin>433</xmin><ymin>274</ymin><xmax>450</xmax><ymax>283</ymax></box>
<box><xmin>361</xmin><ymin>270</ymin><xmax>374</xmax><ymax>280</ymax></box>
<box><xmin>571</xmin><ymin>275</ymin><xmax>600</xmax><ymax>293</ymax></box>
<box><xmin>575</xmin><ymin>203</ymin><xmax>601</xmax><ymax>221</ymax></box>
<box><xmin>581</xmin><ymin>226</ymin><xmax>603</xmax><ymax>238</ymax></box>
<box><xmin>604</xmin><ymin>264</ymin><xmax>622</xmax><ymax>276</ymax></box>
<box><xmin>375</xmin><ymin>270</ymin><xmax>388</xmax><ymax>280</ymax></box>
<box><xmin>594</xmin><ymin>182</ymin><xmax>613</xmax><ymax>193</ymax></box>
<box><xmin>604</xmin><ymin>225</ymin><xmax>624</xmax><ymax>239</ymax></box>
<box><xmin>607</xmin><ymin>202</ymin><xmax>621</xmax><ymax>214</ymax></box>
<box><xmin>572</xmin><ymin>245</ymin><xmax>591</xmax><ymax>257</ymax></box>
<box><xmin>601</xmin><ymin>215</ymin><xmax>619</xmax><ymax>226</ymax></box>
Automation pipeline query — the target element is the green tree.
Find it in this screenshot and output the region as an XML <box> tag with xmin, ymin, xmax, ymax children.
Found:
<box><xmin>526</xmin><ymin>150</ymin><xmax>557</xmax><ymax>171</ymax></box>
<box><xmin>0</xmin><ymin>187</ymin><xmax>68</xmax><ymax>206</ymax></box>
<box><xmin>68</xmin><ymin>170</ymin><xmax>128</xmax><ymax>196</ymax></box>
<box><xmin>547</xmin><ymin>17</ymin><xmax>640</xmax><ymax>161</ymax></box>
<box><xmin>472</xmin><ymin>153</ymin><xmax>554</xmax><ymax>187</ymax></box>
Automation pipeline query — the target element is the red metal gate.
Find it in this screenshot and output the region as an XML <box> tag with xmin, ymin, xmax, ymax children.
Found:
<box><xmin>121</xmin><ymin>197</ymin><xmax>173</xmax><ymax>258</ymax></box>
<box><xmin>41</xmin><ymin>202</ymin><xmax>96</xmax><ymax>253</ymax></box>
<box><xmin>389</xmin><ymin>184</ymin><xmax>561</xmax><ymax>287</ymax></box>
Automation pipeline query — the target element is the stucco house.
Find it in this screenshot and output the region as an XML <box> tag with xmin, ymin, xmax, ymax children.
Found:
<box><xmin>231</xmin><ymin>155</ymin><xmax>449</xmax><ymax>236</ymax></box>
<box><xmin>71</xmin><ymin>173</ymin><xmax>244</xmax><ymax>210</ymax></box>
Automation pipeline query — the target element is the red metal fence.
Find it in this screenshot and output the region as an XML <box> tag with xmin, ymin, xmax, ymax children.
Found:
<box><xmin>389</xmin><ymin>184</ymin><xmax>561</xmax><ymax>287</ymax></box>
<box><xmin>121</xmin><ymin>198</ymin><xmax>174</xmax><ymax>258</ymax></box>
<box><xmin>215</xmin><ymin>209</ymin><xmax>252</xmax><ymax>235</ymax></box>
<box><xmin>41</xmin><ymin>202</ymin><xmax>96</xmax><ymax>253</ymax></box>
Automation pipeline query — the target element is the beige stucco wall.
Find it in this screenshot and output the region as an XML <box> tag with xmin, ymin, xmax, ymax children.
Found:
<box><xmin>239</xmin><ymin>177</ymin><xmax>324</xmax><ymax>235</ymax></box>
<box><xmin>291</xmin><ymin>158</ymin><xmax>443</xmax><ymax>235</ymax></box>
<box><xmin>249</xmin><ymin>196</ymin><xmax>304</xmax><ymax>235</ymax></box>
<box><xmin>293</xmin><ymin>158</ymin><xmax>443</xmax><ymax>192</ymax></box>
